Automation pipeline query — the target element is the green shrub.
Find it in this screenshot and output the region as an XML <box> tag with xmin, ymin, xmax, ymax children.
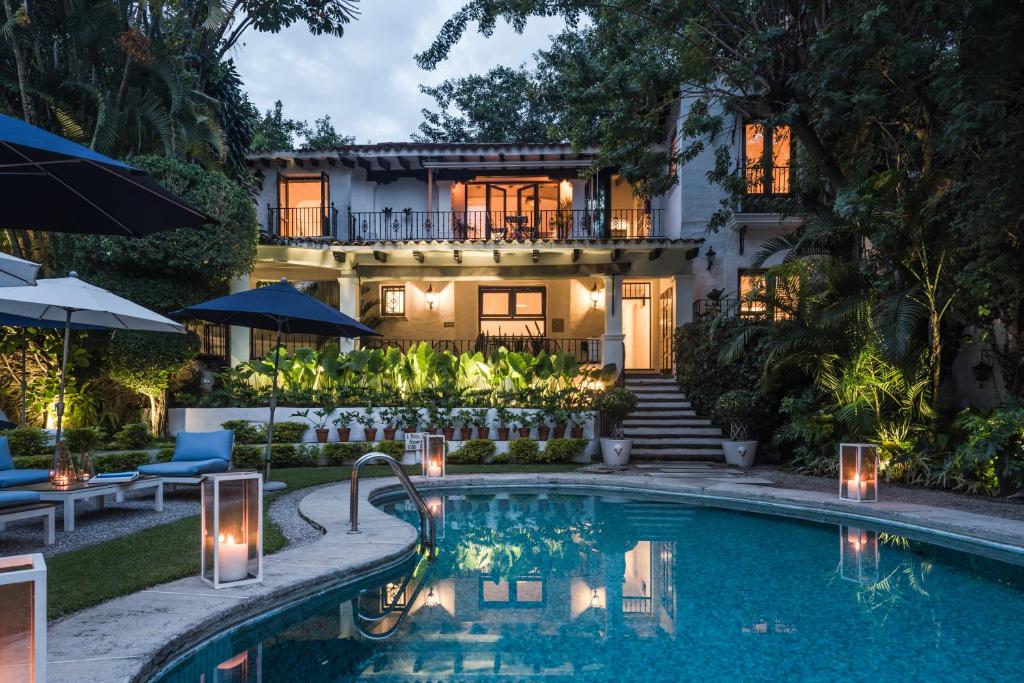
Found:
<box><xmin>63</xmin><ymin>427</ymin><xmax>105</xmax><ymax>454</ymax></box>
<box><xmin>507</xmin><ymin>438</ymin><xmax>540</xmax><ymax>464</ymax></box>
<box><xmin>490</xmin><ymin>450</ymin><xmax>510</xmax><ymax>464</ymax></box>
<box><xmin>270</xmin><ymin>421</ymin><xmax>307</xmax><ymax>443</ymax></box>
<box><xmin>113</xmin><ymin>423</ymin><xmax>151</xmax><ymax>449</ymax></box>
<box><xmin>593</xmin><ymin>388</ymin><xmax>638</xmax><ymax>437</ymax></box>
<box><xmin>712</xmin><ymin>389</ymin><xmax>762</xmax><ymax>440</ymax></box>
<box><xmin>13</xmin><ymin>455</ymin><xmax>51</xmax><ymax>469</ymax></box>
<box><xmin>94</xmin><ymin>451</ymin><xmax>150</xmax><ymax>473</ymax></box>
<box><xmin>955</xmin><ymin>399</ymin><xmax>1024</xmax><ymax>495</ymax></box>
<box><xmin>232</xmin><ymin>445</ymin><xmax>263</xmax><ymax>470</ymax></box>
<box><xmin>322</xmin><ymin>442</ymin><xmax>366</xmax><ymax>465</ymax></box>
<box><xmin>156</xmin><ymin>448</ymin><xmax>175</xmax><ymax>463</ymax></box>
<box><xmin>2</xmin><ymin>427</ymin><xmax>48</xmax><ymax>456</ymax></box>
<box><xmin>366</xmin><ymin>440</ymin><xmax>404</xmax><ymax>459</ymax></box>
<box><xmin>543</xmin><ymin>438</ymin><xmax>588</xmax><ymax>464</ymax></box>
<box><xmin>449</xmin><ymin>439</ymin><xmax>496</xmax><ymax>464</ymax></box>
<box><xmin>220</xmin><ymin>419</ymin><xmax>264</xmax><ymax>444</ymax></box>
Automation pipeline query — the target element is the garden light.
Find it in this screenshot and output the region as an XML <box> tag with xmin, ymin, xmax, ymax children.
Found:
<box><xmin>839</xmin><ymin>443</ymin><xmax>879</xmax><ymax>502</ymax></box>
<box><xmin>201</xmin><ymin>472</ymin><xmax>263</xmax><ymax>589</ymax></box>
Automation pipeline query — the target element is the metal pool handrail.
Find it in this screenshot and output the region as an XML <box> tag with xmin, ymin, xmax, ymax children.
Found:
<box><xmin>348</xmin><ymin>452</ymin><xmax>436</xmax><ymax>553</ymax></box>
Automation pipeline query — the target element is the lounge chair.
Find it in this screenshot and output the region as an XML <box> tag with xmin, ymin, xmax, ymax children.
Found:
<box><xmin>0</xmin><ymin>435</ymin><xmax>50</xmax><ymax>488</ymax></box>
<box><xmin>0</xmin><ymin>490</ymin><xmax>55</xmax><ymax>545</ymax></box>
<box><xmin>137</xmin><ymin>430</ymin><xmax>234</xmax><ymax>484</ymax></box>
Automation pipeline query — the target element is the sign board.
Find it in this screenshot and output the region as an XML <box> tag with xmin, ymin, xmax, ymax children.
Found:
<box><xmin>404</xmin><ymin>432</ymin><xmax>424</xmax><ymax>458</ymax></box>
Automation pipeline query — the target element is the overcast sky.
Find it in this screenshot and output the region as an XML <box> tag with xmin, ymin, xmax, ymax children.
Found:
<box><xmin>232</xmin><ymin>1</ymin><xmax>564</xmax><ymax>143</ymax></box>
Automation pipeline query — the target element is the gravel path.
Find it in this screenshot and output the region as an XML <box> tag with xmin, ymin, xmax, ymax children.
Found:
<box><xmin>0</xmin><ymin>483</ymin><xmax>327</xmax><ymax>557</ymax></box>
<box><xmin>755</xmin><ymin>465</ymin><xmax>1024</xmax><ymax>521</ymax></box>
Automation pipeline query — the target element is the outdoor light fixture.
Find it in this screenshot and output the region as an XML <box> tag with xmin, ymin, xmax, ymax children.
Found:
<box><xmin>426</xmin><ymin>586</ymin><xmax>440</xmax><ymax>608</ymax></box>
<box><xmin>0</xmin><ymin>554</ymin><xmax>46</xmax><ymax>682</ymax></box>
<box><xmin>201</xmin><ymin>472</ymin><xmax>263</xmax><ymax>589</ymax></box>
<box><xmin>590</xmin><ymin>588</ymin><xmax>601</xmax><ymax>609</ymax></box>
<box><xmin>422</xmin><ymin>434</ymin><xmax>446</xmax><ymax>478</ymax></box>
<box><xmin>589</xmin><ymin>282</ymin><xmax>601</xmax><ymax>308</ymax></box>
<box><xmin>839</xmin><ymin>443</ymin><xmax>879</xmax><ymax>502</ymax></box>
<box><xmin>48</xmin><ymin>442</ymin><xmax>77</xmax><ymax>488</ymax></box>
<box><xmin>424</xmin><ymin>284</ymin><xmax>438</xmax><ymax>310</ymax></box>
<box><xmin>705</xmin><ymin>246</ymin><xmax>717</xmax><ymax>270</ymax></box>
<box><xmin>839</xmin><ymin>526</ymin><xmax>879</xmax><ymax>583</ymax></box>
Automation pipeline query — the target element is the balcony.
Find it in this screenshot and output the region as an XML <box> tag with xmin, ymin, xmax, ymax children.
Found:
<box><xmin>739</xmin><ymin>164</ymin><xmax>794</xmax><ymax>213</ymax></box>
<box><xmin>265</xmin><ymin>205</ymin><xmax>339</xmax><ymax>239</ymax></box>
<box><xmin>344</xmin><ymin>208</ymin><xmax>662</xmax><ymax>243</ymax></box>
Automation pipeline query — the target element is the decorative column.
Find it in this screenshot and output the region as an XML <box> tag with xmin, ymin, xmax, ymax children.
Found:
<box><xmin>674</xmin><ymin>273</ymin><xmax>694</xmax><ymax>325</ymax></box>
<box><xmin>228</xmin><ymin>273</ymin><xmax>251</xmax><ymax>366</ymax></box>
<box><xmin>601</xmin><ymin>274</ymin><xmax>624</xmax><ymax>374</ymax></box>
<box><xmin>338</xmin><ymin>272</ymin><xmax>359</xmax><ymax>352</ymax></box>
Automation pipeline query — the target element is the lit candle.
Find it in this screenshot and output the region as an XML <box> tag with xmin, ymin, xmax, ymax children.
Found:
<box><xmin>848</xmin><ymin>475</ymin><xmax>867</xmax><ymax>499</ymax></box>
<box><xmin>218</xmin><ymin>534</ymin><xmax>249</xmax><ymax>582</ymax></box>
<box><xmin>427</xmin><ymin>460</ymin><xmax>442</xmax><ymax>477</ymax></box>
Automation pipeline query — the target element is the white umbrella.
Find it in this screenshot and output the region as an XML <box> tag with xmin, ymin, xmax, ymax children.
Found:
<box><xmin>0</xmin><ymin>252</ymin><xmax>39</xmax><ymax>287</ymax></box>
<box><xmin>0</xmin><ymin>272</ymin><xmax>184</xmax><ymax>443</ymax></box>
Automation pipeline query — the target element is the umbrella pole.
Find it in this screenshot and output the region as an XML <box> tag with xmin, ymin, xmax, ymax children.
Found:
<box><xmin>20</xmin><ymin>330</ymin><xmax>27</xmax><ymax>426</ymax></box>
<box><xmin>54</xmin><ymin>310</ymin><xmax>72</xmax><ymax>447</ymax></box>
<box><xmin>264</xmin><ymin>321</ymin><xmax>283</xmax><ymax>489</ymax></box>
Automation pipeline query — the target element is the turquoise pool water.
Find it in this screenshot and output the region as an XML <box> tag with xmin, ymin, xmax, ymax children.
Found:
<box><xmin>154</xmin><ymin>491</ymin><xmax>1024</xmax><ymax>682</ymax></box>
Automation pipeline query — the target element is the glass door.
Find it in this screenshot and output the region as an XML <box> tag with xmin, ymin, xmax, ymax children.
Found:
<box><xmin>623</xmin><ymin>282</ymin><xmax>652</xmax><ymax>370</ymax></box>
<box><xmin>659</xmin><ymin>286</ymin><xmax>674</xmax><ymax>374</ymax></box>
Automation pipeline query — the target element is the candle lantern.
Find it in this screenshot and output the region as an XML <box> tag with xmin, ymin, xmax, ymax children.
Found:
<box><xmin>839</xmin><ymin>526</ymin><xmax>879</xmax><ymax>583</ymax></box>
<box><xmin>425</xmin><ymin>495</ymin><xmax>445</xmax><ymax>540</ymax></box>
<box><xmin>421</xmin><ymin>434</ymin><xmax>446</xmax><ymax>478</ymax></box>
<box><xmin>48</xmin><ymin>442</ymin><xmax>77</xmax><ymax>488</ymax></box>
<box><xmin>839</xmin><ymin>443</ymin><xmax>878</xmax><ymax>502</ymax></box>
<box><xmin>201</xmin><ymin>472</ymin><xmax>263</xmax><ymax>589</ymax></box>
<box><xmin>0</xmin><ymin>554</ymin><xmax>46</xmax><ymax>683</ymax></box>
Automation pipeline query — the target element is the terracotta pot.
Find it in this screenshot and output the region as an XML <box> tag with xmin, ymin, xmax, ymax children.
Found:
<box><xmin>315</xmin><ymin>428</ymin><xmax>329</xmax><ymax>444</ymax></box>
<box><xmin>383</xmin><ymin>427</ymin><xmax>397</xmax><ymax>440</ymax></box>
<box><xmin>497</xmin><ymin>427</ymin><xmax>510</xmax><ymax>441</ymax></box>
<box><xmin>518</xmin><ymin>427</ymin><xmax>531</xmax><ymax>438</ymax></box>
<box><xmin>426</xmin><ymin>427</ymin><xmax>437</xmax><ymax>435</ymax></box>
<box><xmin>571</xmin><ymin>426</ymin><xmax>584</xmax><ymax>438</ymax></box>
<box><xmin>364</xmin><ymin>428</ymin><xmax>378</xmax><ymax>442</ymax></box>
<box><xmin>537</xmin><ymin>426</ymin><xmax>551</xmax><ymax>440</ymax></box>
<box><xmin>553</xmin><ymin>425</ymin><xmax>566</xmax><ymax>439</ymax></box>
<box><xmin>460</xmin><ymin>427</ymin><xmax>473</xmax><ymax>441</ymax></box>
<box><xmin>336</xmin><ymin>427</ymin><xmax>350</xmax><ymax>442</ymax></box>
<box><xmin>443</xmin><ymin>427</ymin><xmax>455</xmax><ymax>440</ymax></box>
<box><xmin>477</xmin><ymin>426</ymin><xmax>490</xmax><ymax>439</ymax></box>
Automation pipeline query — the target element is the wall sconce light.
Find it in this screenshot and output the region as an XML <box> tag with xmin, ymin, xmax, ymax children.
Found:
<box><xmin>705</xmin><ymin>246</ymin><xmax>717</xmax><ymax>270</ymax></box>
<box><xmin>201</xmin><ymin>472</ymin><xmax>263</xmax><ymax>589</ymax></box>
<box><xmin>839</xmin><ymin>443</ymin><xmax>879</xmax><ymax>502</ymax></box>
<box><xmin>424</xmin><ymin>284</ymin><xmax>437</xmax><ymax>310</ymax></box>
<box><xmin>426</xmin><ymin>586</ymin><xmax>440</xmax><ymax>608</ymax></box>
<box><xmin>590</xmin><ymin>588</ymin><xmax>601</xmax><ymax>609</ymax></box>
<box><xmin>589</xmin><ymin>282</ymin><xmax>601</xmax><ymax>308</ymax></box>
<box><xmin>0</xmin><ymin>554</ymin><xmax>46</xmax><ymax>682</ymax></box>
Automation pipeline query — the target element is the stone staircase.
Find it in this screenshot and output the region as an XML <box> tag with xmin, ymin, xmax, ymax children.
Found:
<box><xmin>623</xmin><ymin>374</ymin><xmax>725</xmax><ymax>462</ymax></box>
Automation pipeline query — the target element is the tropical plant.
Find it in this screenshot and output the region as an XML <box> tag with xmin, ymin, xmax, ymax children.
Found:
<box><xmin>713</xmin><ymin>390</ymin><xmax>761</xmax><ymax>441</ymax></box>
<box><xmin>292</xmin><ymin>408</ymin><xmax>330</xmax><ymax>431</ymax></box>
<box><xmin>494</xmin><ymin>406</ymin><xmax>515</xmax><ymax>429</ymax></box>
<box><xmin>593</xmin><ymin>388</ymin><xmax>638</xmax><ymax>438</ymax></box>
<box><xmin>955</xmin><ymin>400</ymin><xmax>1024</xmax><ymax>495</ymax></box>
<box><xmin>354</xmin><ymin>406</ymin><xmax>377</xmax><ymax>431</ymax></box>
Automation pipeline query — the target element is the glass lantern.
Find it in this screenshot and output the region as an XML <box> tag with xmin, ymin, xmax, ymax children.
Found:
<box><xmin>0</xmin><ymin>553</ymin><xmax>46</xmax><ymax>683</ymax></box>
<box><xmin>201</xmin><ymin>472</ymin><xmax>263</xmax><ymax>589</ymax></box>
<box><xmin>839</xmin><ymin>443</ymin><xmax>879</xmax><ymax>502</ymax></box>
<box><xmin>421</xmin><ymin>434</ymin><xmax>446</xmax><ymax>478</ymax></box>
<box><xmin>425</xmin><ymin>495</ymin><xmax>445</xmax><ymax>540</ymax></box>
<box><xmin>48</xmin><ymin>442</ymin><xmax>77</xmax><ymax>488</ymax></box>
<box><xmin>839</xmin><ymin>526</ymin><xmax>879</xmax><ymax>583</ymax></box>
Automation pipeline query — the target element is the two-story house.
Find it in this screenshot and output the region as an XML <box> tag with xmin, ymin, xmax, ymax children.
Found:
<box><xmin>207</xmin><ymin>103</ymin><xmax>800</xmax><ymax>375</ymax></box>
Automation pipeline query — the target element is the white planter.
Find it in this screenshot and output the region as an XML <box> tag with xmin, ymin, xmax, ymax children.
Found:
<box><xmin>722</xmin><ymin>440</ymin><xmax>758</xmax><ymax>468</ymax></box>
<box><xmin>600</xmin><ymin>437</ymin><xmax>632</xmax><ymax>466</ymax></box>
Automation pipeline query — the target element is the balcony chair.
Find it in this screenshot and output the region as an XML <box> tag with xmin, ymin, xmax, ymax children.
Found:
<box><xmin>0</xmin><ymin>490</ymin><xmax>55</xmax><ymax>545</ymax></box>
<box><xmin>138</xmin><ymin>429</ymin><xmax>234</xmax><ymax>484</ymax></box>
<box><xmin>0</xmin><ymin>436</ymin><xmax>50</xmax><ymax>488</ymax></box>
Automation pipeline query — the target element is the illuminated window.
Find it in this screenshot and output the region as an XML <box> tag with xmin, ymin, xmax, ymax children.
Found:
<box><xmin>479</xmin><ymin>287</ymin><xmax>545</xmax><ymax>336</ymax></box>
<box><xmin>380</xmin><ymin>285</ymin><xmax>405</xmax><ymax>317</ymax></box>
<box><xmin>742</xmin><ymin>123</ymin><xmax>792</xmax><ymax>195</ymax></box>
<box><xmin>739</xmin><ymin>269</ymin><xmax>798</xmax><ymax>320</ymax></box>
<box><xmin>480</xmin><ymin>576</ymin><xmax>546</xmax><ymax>608</ymax></box>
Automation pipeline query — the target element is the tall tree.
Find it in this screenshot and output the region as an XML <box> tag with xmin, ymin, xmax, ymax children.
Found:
<box><xmin>249</xmin><ymin>100</ymin><xmax>354</xmax><ymax>150</ymax></box>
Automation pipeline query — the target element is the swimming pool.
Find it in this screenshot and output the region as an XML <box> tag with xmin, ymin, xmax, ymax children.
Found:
<box><xmin>154</xmin><ymin>490</ymin><xmax>1024</xmax><ymax>682</ymax></box>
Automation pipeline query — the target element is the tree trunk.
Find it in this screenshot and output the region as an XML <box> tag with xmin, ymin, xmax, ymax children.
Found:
<box><xmin>3</xmin><ymin>0</ymin><xmax>36</xmax><ymax>124</ymax></box>
<box><xmin>147</xmin><ymin>390</ymin><xmax>167</xmax><ymax>437</ymax></box>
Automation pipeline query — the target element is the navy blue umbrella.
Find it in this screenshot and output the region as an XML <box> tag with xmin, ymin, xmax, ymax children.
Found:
<box><xmin>0</xmin><ymin>313</ymin><xmax>100</xmax><ymax>426</ymax></box>
<box><xmin>0</xmin><ymin>113</ymin><xmax>214</xmax><ymax>236</ymax></box>
<box><xmin>171</xmin><ymin>280</ymin><xmax>379</xmax><ymax>487</ymax></box>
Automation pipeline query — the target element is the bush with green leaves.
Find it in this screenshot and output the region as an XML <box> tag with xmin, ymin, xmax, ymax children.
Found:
<box><xmin>367</xmin><ymin>440</ymin><xmax>404</xmax><ymax>459</ymax></box>
<box><xmin>449</xmin><ymin>439</ymin><xmax>496</xmax><ymax>464</ymax></box>
<box><xmin>63</xmin><ymin>426</ymin><xmax>105</xmax><ymax>454</ymax></box>
<box><xmin>270</xmin><ymin>421</ymin><xmax>307</xmax><ymax>444</ymax></box>
<box><xmin>955</xmin><ymin>399</ymin><xmax>1024</xmax><ymax>495</ymax></box>
<box><xmin>2</xmin><ymin>427</ymin><xmax>49</xmax><ymax>457</ymax></box>
<box><xmin>232</xmin><ymin>445</ymin><xmax>263</xmax><ymax>470</ymax></box>
<box><xmin>113</xmin><ymin>423</ymin><xmax>151</xmax><ymax>449</ymax></box>
<box><xmin>506</xmin><ymin>438</ymin><xmax>540</xmax><ymax>464</ymax></box>
<box><xmin>94</xmin><ymin>451</ymin><xmax>150</xmax><ymax>473</ymax></box>
<box><xmin>13</xmin><ymin>455</ymin><xmax>52</xmax><ymax>470</ymax></box>
<box><xmin>322</xmin><ymin>442</ymin><xmax>367</xmax><ymax>465</ymax></box>
<box><xmin>220</xmin><ymin>420</ymin><xmax>264</xmax><ymax>444</ymax></box>
<box><xmin>593</xmin><ymin>388</ymin><xmax>638</xmax><ymax>437</ymax></box>
<box><xmin>712</xmin><ymin>390</ymin><xmax>762</xmax><ymax>440</ymax></box>
<box><xmin>156</xmin><ymin>448</ymin><xmax>175</xmax><ymax>463</ymax></box>
<box><xmin>543</xmin><ymin>438</ymin><xmax>588</xmax><ymax>464</ymax></box>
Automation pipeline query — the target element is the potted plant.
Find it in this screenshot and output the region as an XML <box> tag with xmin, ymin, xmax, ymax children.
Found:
<box><xmin>475</xmin><ymin>407</ymin><xmax>491</xmax><ymax>439</ymax></box>
<box><xmin>453</xmin><ymin>409</ymin><xmax>473</xmax><ymax>441</ymax></box>
<box><xmin>570</xmin><ymin>410</ymin><xmax>587</xmax><ymax>439</ymax></box>
<box><xmin>425</xmin><ymin>405</ymin><xmax>441</xmax><ymax>435</ymax></box>
<box><xmin>533</xmin><ymin>410</ymin><xmax>551</xmax><ymax>440</ymax></box>
<box><xmin>550</xmin><ymin>407</ymin><xmax>571</xmax><ymax>439</ymax></box>
<box><xmin>516</xmin><ymin>413</ymin><xmax>532</xmax><ymax>439</ymax></box>
<box><xmin>713</xmin><ymin>389</ymin><xmax>760</xmax><ymax>468</ymax></box>
<box><xmin>293</xmin><ymin>408</ymin><xmax>331</xmax><ymax>443</ymax></box>
<box><xmin>594</xmin><ymin>387</ymin><xmax>639</xmax><ymax>466</ymax></box>
<box><xmin>495</xmin><ymin>406</ymin><xmax>513</xmax><ymax>441</ymax></box>
<box><xmin>399</xmin><ymin>406</ymin><xmax>423</xmax><ymax>436</ymax></box>
<box><xmin>379</xmin><ymin>407</ymin><xmax>398</xmax><ymax>441</ymax></box>
<box><xmin>355</xmin><ymin>406</ymin><xmax>378</xmax><ymax>442</ymax></box>
<box><xmin>333</xmin><ymin>411</ymin><xmax>353</xmax><ymax>442</ymax></box>
<box><xmin>438</xmin><ymin>407</ymin><xmax>455</xmax><ymax>441</ymax></box>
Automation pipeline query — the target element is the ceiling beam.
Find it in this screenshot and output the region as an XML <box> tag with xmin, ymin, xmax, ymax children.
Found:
<box><xmin>648</xmin><ymin>248</ymin><xmax>663</xmax><ymax>261</ymax></box>
<box><xmin>571</xmin><ymin>248</ymin><xmax>581</xmax><ymax>262</ymax></box>
<box><xmin>611</xmin><ymin>248</ymin><xmax>622</xmax><ymax>262</ymax></box>
<box><xmin>685</xmin><ymin>246</ymin><xmax>700</xmax><ymax>260</ymax></box>
<box><xmin>453</xmin><ymin>249</ymin><xmax>462</xmax><ymax>263</ymax></box>
<box><xmin>412</xmin><ymin>250</ymin><xmax>424</xmax><ymax>263</ymax></box>
<box><xmin>493</xmin><ymin>250</ymin><xmax>500</xmax><ymax>263</ymax></box>
<box><xmin>397</xmin><ymin>156</ymin><xmax>411</xmax><ymax>170</ymax></box>
<box><xmin>377</xmin><ymin>157</ymin><xmax>391</xmax><ymax>171</ymax></box>
<box><xmin>356</xmin><ymin>159</ymin><xmax>371</xmax><ymax>171</ymax></box>
<box><xmin>373</xmin><ymin>250</ymin><xmax>387</xmax><ymax>263</ymax></box>
<box><xmin>531</xmin><ymin>249</ymin><xmax>540</xmax><ymax>263</ymax></box>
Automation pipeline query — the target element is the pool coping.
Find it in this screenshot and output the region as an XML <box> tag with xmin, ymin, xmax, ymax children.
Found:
<box><xmin>46</xmin><ymin>472</ymin><xmax>1024</xmax><ymax>682</ymax></box>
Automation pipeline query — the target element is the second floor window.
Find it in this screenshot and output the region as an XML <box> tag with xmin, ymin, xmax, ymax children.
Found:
<box><xmin>743</xmin><ymin>123</ymin><xmax>792</xmax><ymax>195</ymax></box>
<box><xmin>277</xmin><ymin>173</ymin><xmax>329</xmax><ymax>237</ymax></box>
<box><xmin>739</xmin><ymin>269</ymin><xmax>797</xmax><ymax>321</ymax></box>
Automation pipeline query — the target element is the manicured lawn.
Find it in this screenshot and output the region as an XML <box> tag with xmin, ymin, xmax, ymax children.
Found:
<box><xmin>46</xmin><ymin>463</ymin><xmax>578</xmax><ymax>618</ymax></box>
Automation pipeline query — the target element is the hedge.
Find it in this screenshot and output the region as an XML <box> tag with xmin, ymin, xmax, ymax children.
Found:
<box><xmin>270</xmin><ymin>422</ymin><xmax>307</xmax><ymax>443</ymax></box>
<box><xmin>448</xmin><ymin>439</ymin><xmax>496</xmax><ymax>464</ymax></box>
<box><xmin>2</xmin><ymin>428</ymin><xmax>48</xmax><ymax>457</ymax></box>
<box><xmin>322</xmin><ymin>442</ymin><xmax>366</xmax><ymax>465</ymax></box>
<box><xmin>503</xmin><ymin>438</ymin><xmax>540</xmax><ymax>464</ymax></box>
<box><xmin>94</xmin><ymin>451</ymin><xmax>150</xmax><ymax>473</ymax></box>
<box><xmin>113</xmin><ymin>423</ymin><xmax>151</xmax><ymax>449</ymax></box>
<box><xmin>220</xmin><ymin>420</ymin><xmax>264</xmax><ymax>444</ymax></box>
<box><xmin>14</xmin><ymin>455</ymin><xmax>51</xmax><ymax>469</ymax></box>
<box><xmin>542</xmin><ymin>438</ymin><xmax>588</xmax><ymax>464</ymax></box>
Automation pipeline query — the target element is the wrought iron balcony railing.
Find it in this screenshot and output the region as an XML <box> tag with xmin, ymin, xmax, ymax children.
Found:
<box><xmin>345</xmin><ymin>208</ymin><xmax>662</xmax><ymax>243</ymax></box>
<box><xmin>742</xmin><ymin>164</ymin><xmax>792</xmax><ymax>196</ymax></box>
<box><xmin>265</xmin><ymin>204</ymin><xmax>339</xmax><ymax>238</ymax></box>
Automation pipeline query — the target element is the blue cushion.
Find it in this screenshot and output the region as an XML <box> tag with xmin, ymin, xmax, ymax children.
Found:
<box><xmin>0</xmin><ymin>469</ymin><xmax>49</xmax><ymax>488</ymax></box>
<box><xmin>138</xmin><ymin>459</ymin><xmax>230</xmax><ymax>476</ymax></box>
<box><xmin>0</xmin><ymin>490</ymin><xmax>41</xmax><ymax>508</ymax></box>
<box><xmin>173</xmin><ymin>431</ymin><xmax>233</xmax><ymax>462</ymax></box>
<box><xmin>0</xmin><ymin>436</ymin><xmax>13</xmax><ymax>471</ymax></box>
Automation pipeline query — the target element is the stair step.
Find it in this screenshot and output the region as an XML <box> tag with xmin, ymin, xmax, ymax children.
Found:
<box><xmin>632</xmin><ymin>451</ymin><xmax>724</xmax><ymax>462</ymax></box>
<box><xmin>632</xmin><ymin>438</ymin><xmax>725</xmax><ymax>447</ymax></box>
<box><xmin>632</xmin><ymin>393</ymin><xmax>689</xmax><ymax>400</ymax></box>
<box><xmin>627</xmin><ymin>430</ymin><xmax>723</xmax><ymax>439</ymax></box>
<box><xmin>624</xmin><ymin>419</ymin><xmax>713</xmax><ymax>427</ymax></box>
<box><xmin>632</xmin><ymin>409</ymin><xmax>697</xmax><ymax>417</ymax></box>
